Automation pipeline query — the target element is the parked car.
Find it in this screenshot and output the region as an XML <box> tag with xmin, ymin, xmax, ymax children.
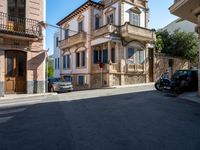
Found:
<box><xmin>48</xmin><ymin>77</ymin><xmax>73</xmax><ymax>93</ymax></box>
<box><xmin>155</xmin><ymin>69</ymin><xmax>198</xmax><ymax>94</ymax></box>
<box><xmin>171</xmin><ymin>69</ymin><xmax>198</xmax><ymax>91</ymax></box>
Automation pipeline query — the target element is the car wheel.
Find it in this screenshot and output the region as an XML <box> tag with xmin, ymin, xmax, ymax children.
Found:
<box><xmin>50</xmin><ymin>87</ymin><xmax>54</xmax><ymax>92</ymax></box>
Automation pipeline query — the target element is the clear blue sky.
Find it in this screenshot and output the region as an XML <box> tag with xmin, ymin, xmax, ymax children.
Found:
<box><xmin>46</xmin><ymin>0</ymin><xmax>177</xmax><ymax>55</ymax></box>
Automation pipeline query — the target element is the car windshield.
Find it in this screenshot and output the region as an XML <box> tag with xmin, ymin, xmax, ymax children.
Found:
<box><xmin>49</xmin><ymin>78</ymin><xmax>59</xmax><ymax>82</ymax></box>
<box><xmin>172</xmin><ymin>70</ymin><xmax>190</xmax><ymax>78</ymax></box>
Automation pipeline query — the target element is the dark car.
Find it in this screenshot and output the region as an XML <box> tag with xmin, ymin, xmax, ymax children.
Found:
<box><xmin>48</xmin><ymin>77</ymin><xmax>73</xmax><ymax>93</ymax></box>
<box><xmin>171</xmin><ymin>69</ymin><xmax>198</xmax><ymax>91</ymax></box>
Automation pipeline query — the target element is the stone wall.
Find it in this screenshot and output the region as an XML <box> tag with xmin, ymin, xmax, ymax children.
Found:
<box><xmin>154</xmin><ymin>53</ymin><xmax>191</xmax><ymax>80</ymax></box>
<box><xmin>124</xmin><ymin>74</ymin><xmax>146</xmax><ymax>85</ymax></box>
<box><xmin>91</xmin><ymin>73</ymin><xmax>109</xmax><ymax>89</ymax></box>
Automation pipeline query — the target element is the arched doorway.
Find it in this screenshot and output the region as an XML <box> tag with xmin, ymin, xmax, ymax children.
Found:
<box><xmin>5</xmin><ymin>50</ymin><xmax>27</xmax><ymax>94</ymax></box>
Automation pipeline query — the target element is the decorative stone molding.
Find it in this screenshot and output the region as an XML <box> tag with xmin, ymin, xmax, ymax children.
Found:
<box><xmin>129</xmin><ymin>6</ymin><xmax>141</xmax><ymax>14</ymax></box>
<box><xmin>105</xmin><ymin>6</ymin><xmax>116</xmax><ymax>14</ymax></box>
<box><xmin>77</xmin><ymin>15</ymin><xmax>85</xmax><ymax>22</ymax></box>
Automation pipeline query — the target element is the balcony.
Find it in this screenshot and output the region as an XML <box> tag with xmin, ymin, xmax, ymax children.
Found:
<box><xmin>93</xmin><ymin>24</ymin><xmax>119</xmax><ymax>38</ymax></box>
<box><xmin>126</xmin><ymin>64</ymin><xmax>144</xmax><ymax>73</ymax></box>
<box><xmin>169</xmin><ymin>0</ymin><xmax>200</xmax><ymax>24</ymax></box>
<box><xmin>0</xmin><ymin>12</ymin><xmax>40</xmax><ymax>39</ymax></box>
<box><xmin>59</xmin><ymin>32</ymin><xmax>86</xmax><ymax>50</ymax></box>
<box><xmin>121</xmin><ymin>22</ymin><xmax>155</xmax><ymax>42</ymax></box>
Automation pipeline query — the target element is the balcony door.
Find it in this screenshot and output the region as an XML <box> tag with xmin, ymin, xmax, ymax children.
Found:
<box><xmin>7</xmin><ymin>0</ymin><xmax>26</xmax><ymax>32</ymax></box>
<box><xmin>5</xmin><ymin>51</ymin><xmax>27</xmax><ymax>94</ymax></box>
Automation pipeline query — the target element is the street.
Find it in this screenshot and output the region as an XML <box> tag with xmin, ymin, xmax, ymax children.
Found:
<box><xmin>0</xmin><ymin>86</ymin><xmax>200</xmax><ymax>150</ymax></box>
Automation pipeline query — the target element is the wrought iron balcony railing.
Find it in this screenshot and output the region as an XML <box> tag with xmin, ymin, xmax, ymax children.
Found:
<box><xmin>0</xmin><ymin>12</ymin><xmax>40</xmax><ymax>38</ymax></box>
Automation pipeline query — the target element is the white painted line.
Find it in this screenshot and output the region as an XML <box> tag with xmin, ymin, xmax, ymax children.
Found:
<box><xmin>0</xmin><ymin>108</ymin><xmax>26</xmax><ymax>115</ymax></box>
<box><xmin>0</xmin><ymin>116</ymin><xmax>13</xmax><ymax>124</ymax></box>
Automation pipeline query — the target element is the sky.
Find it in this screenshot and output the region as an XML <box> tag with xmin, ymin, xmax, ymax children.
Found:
<box><xmin>46</xmin><ymin>0</ymin><xmax>177</xmax><ymax>55</ymax></box>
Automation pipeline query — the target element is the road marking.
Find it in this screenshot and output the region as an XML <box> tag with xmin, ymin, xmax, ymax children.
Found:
<box><xmin>0</xmin><ymin>116</ymin><xmax>14</xmax><ymax>124</ymax></box>
<box><xmin>0</xmin><ymin>108</ymin><xmax>26</xmax><ymax>115</ymax></box>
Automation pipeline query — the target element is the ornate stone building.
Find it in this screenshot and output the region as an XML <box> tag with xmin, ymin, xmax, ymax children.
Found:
<box><xmin>0</xmin><ymin>0</ymin><xmax>46</xmax><ymax>96</ymax></box>
<box><xmin>169</xmin><ymin>0</ymin><xmax>200</xmax><ymax>94</ymax></box>
<box><xmin>56</xmin><ymin>0</ymin><xmax>156</xmax><ymax>90</ymax></box>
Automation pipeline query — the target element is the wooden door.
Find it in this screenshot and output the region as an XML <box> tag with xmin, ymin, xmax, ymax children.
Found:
<box><xmin>5</xmin><ymin>51</ymin><xmax>16</xmax><ymax>94</ymax></box>
<box><xmin>5</xmin><ymin>51</ymin><xmax>26</xmax><ymax>94</ymax></box>
<box><xmin>148</xmin><ymin>48</ymin><xmax>154</xmax><ymax>82</ymax></box>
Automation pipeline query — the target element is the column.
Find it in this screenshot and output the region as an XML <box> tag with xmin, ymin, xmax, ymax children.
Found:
<box><xmin>108</xmin><ymin>42</ymin><xmax>111</xmax><ymax>63</ymax></box>
<box><xmin>87</xmin><ymin>5</ymin><xmax>92</xmax><ymax>88</ymax></box>
<box><xmin>0</xmin><ymin>50</ymin><xmax>5</xmax><ymax>96</ymax></box>
<box><xmin>145</xmin><ymin>43</ymin><xmax>149</xmax><ymax>83</ymax></box>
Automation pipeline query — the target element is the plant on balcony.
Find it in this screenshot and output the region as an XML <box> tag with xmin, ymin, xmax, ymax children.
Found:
<box><xmin>156</xmin><ymin>30</ymin><xmax>199</xmax><ymax>63</ymax></box>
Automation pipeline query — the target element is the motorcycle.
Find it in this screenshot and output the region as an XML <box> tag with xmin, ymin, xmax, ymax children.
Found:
<box><xmin>155</xmin><ymin>73</ymin><xmax>186</xmax><ymax>94</ymax></box>
<box><xmin>155</xmin><ymin>73</ymin><xmax>171</xmax><ymax>91</ymax></box>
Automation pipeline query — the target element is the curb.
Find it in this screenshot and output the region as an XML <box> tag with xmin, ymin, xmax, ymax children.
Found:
<box><xmin>0</xmin><ymin>93</ymin><xmax>57</xmax><ymax>102</ymax></box>
<box><xmin>112</xmin><ymin>83</ymin><xmax>155</xmax><ymax>89</ymax></box>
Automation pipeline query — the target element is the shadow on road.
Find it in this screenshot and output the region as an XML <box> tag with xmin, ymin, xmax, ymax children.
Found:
<box><xmin>0</xmin><ymin>90</ymin><xmax>200</xmax><ymax>150</ymax></box>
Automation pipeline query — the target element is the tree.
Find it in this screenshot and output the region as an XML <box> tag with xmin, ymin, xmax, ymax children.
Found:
<box><xmin>47</xmin><ymin>55</ymin><xmax>54</xmax><ymax>77</ymax></box>
<box><xmin>156</xmin><ymin>30</ymin><xmax>199</xmax><ymax>62</ymax></box>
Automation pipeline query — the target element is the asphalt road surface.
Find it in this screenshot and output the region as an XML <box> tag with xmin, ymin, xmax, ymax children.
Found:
<box><xmin>0</xmin><ymin>86</ymin><xmax>200</xmax><ymax>150</ymax></box>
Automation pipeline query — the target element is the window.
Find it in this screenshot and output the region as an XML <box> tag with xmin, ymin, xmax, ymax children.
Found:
<box><xmin>137</xmin><ymin>50</ymin><xmax>143</xmax><ymax>64</ymax></box>
<box><xmin>93</xmin><ymin>49</ymin><xmax>101</xmax><ymax>64</ymax></box>
<box><xmin>130</xmin><ymin>13</ymin><xmax>140</xmax><ymax>26</ymax></box>
<box><xmin>8</xmin><ymin>0</ymin><xmax>25</xmax><ymax>18</ymax></box>
<box><xmin>56</xmin><ymin>37</ymin><xmax>59</xmax><ymax>47</ymax></box>
<box><xmin>67</xmin><ymin>55</ymin><xmax>70</xmax><ymax>69</ymax></box>
<box><xmin>76</xmin><ymin>53</ymin><xmax>80</xmax><ymax>67</ymax></box>
<box><xmin>111</xmin><ymin>48</ymin><xmax>115</xmax><ymax>63</ymax></box>
<box><xmin>55</xmin><ymin>58</ymin><xmax>57</xmax><ymax>70</ymax></box>
<box><xmin>103</xmin><ymin>49</ymin><xmax>108</xmax><ymax>64</ymax></box>
<box><xmin>81</xmin><ymin>51</ymin><xmax>85</xmax><ymax>67</ymax></box>
<box><xmin>57</xmin><ymin>58</ymin><xmax>60</xmax><ymax>69</ymax></box>
<box><xmin>65</xmin><ymin>29</ymin><xmax>69</xmax><ymax>39</ymax></box>
<box><xmin>128</xmin><ymin>47</ymin><xmax>134</xmax><ymax>59</ymax></box>
<box><xmin>95</xmin><ymin>15</ymin><xmax>100</xmax><ymax>29</ymax></box>
<box><xmin>78</xmin><ymin>76</ymin><xmax>85</xmax><ymax>86</ymax></box>
<box><xmin>63</xmin><ymin>55</ymin><xmax>66</xmax><ymax>69</ymax></box>
<box><xmin>64</xmin><ymin>76</ymin><xmax>72</xmax><ymax>82</ymax></box>
<box><xmin>78</xmin><ymin>21</ymin><xmax>83</xmax><ymax>32</ymax></box>
<box><xmin>107</xmin><ymin>13</ymin><xmax>114</xmax><ymax>24</ymax></box>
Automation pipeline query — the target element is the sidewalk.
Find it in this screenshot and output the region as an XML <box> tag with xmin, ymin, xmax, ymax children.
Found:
<box><xmin>112</xmin><ymin>82</ymin><xmax>155</xmax><ymax>88</ymax></box>
<box><xmin>178</xmin><ymin>92</ymin><xmax>200</xmax><ymax>104</ymax></box>
<box><xmin>0</xmin><ymin>93</ymin><xmax>57</xmax><ymax>106</ymax></box>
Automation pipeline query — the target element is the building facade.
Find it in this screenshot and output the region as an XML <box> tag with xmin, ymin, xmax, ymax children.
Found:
<box><xmin>0</xmin><ymin>0</ymin><xmax>46</xmax><ymax>96</ymax></box>
<box><xmin>169</xmin><ymin>0</ymin><xmax>200</xmax><ymax>95</ymax></box>
<box><xmin>56</xmin><ymin>0</ymin><xmax>155</xmax><ymax>90</ymax></box>
<box><xmin>53</xmin><ymin>31</ymin><xmax>61</xmax><ymax>78</ymax></box>
<box><xmin>162</xmin><ymin>18</ymin><xmax>196</xmax><ymax>34</ymax></box>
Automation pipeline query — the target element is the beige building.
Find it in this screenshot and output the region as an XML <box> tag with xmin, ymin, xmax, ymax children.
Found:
<box><xmin>0</xmin><ymin>0</ymin><xmax>46</xmax><ymax>96</ymax></box>
<box><xmin>169</xmin><ymin>0</ymin><xmax>200</xmax><ymax>94</ymax></box>
<box><xmin>56</xmin><ymin>0</ymin><xmax>156</xmax><ymax>90</ymax></box>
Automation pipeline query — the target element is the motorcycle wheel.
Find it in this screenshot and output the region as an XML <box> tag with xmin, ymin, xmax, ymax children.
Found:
<box><xmin>155</xmin><ymin>83</ymin><xmax>164</xmax><ymax>91</ymax></box>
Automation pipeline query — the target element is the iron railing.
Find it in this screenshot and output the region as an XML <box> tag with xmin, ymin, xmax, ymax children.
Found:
<box><xmin>0</xmin><ymin>12</ymin><xmax>40</xmax><ymax>38</ymax></box>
